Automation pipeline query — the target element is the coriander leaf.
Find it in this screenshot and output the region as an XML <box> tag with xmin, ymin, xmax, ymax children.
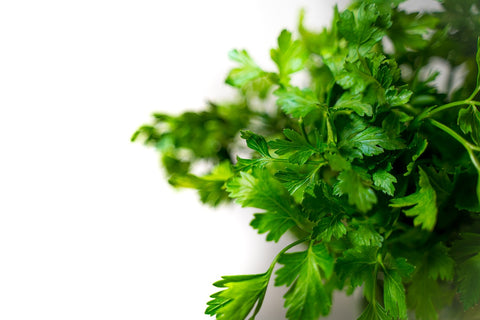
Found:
<box><xmin>425</xmin><ymin>243</ymin><xmax>455</xmax><ymax>282</ymax></box>
<box><xmin>250</xmin><ymin>213</ymin><xmax>297</xmax><ymax>243</ymax></box>
<box><xmin>333</xmin><ymin>91</ymin><xmax>373</xmax><ymax>117</ymax></box>
<box><xmin>382</xmin><ymin>110</ymin><xmax>413</xmax><ymax>138</ymax></box>
<box><xmin>457</xmin><ymin>104</ymin><xmax>480</xmax><ymax>146</ymax></box>
<box><xmin>302</xmin><ymin>183</ymin><xmax>348</xmax><ymax>222</ymax></box>
<box><xmin>338</xmin><ymin>116</ymin><xmax>405</xmax><ymax>160</ymax></box>
<box><xmin>324</xmin><ymin>152</ymin><xmax>352</xmax><ymax>172</ymax></box>
<box><xmin>275</xmin><ymin>166</ymin><xmax>321</xmax><ymax>202</ymax></box>
<box><xmin>348</xmin><ymin>224</ymin><xmax>384</xmax><ymax>248</ymax></box>
<box><xmin>383</xmin><ymin>268</ymin><xmax>407</xmax><ymax>319</ymax></box>
<box><xmin>337</xmin><ymin>3</ymin><xmax>388</xmax><ymax>59</ymax></box>
<box><xmin>271</xmin><ymin>30</ymin><xmax>308</xmax><ymax>86</ymax></box>
<box><xmin>226</xmin><ymin>170</ymin><xmax>306</xmax><ymax>241</ymax></box>
<box><xmin>205</xmin><ymin>273</ymin><xmax>270</xmax><ymax>320</ymax></box>
<box><xmin>405</xmin><ymin>135</ymin><xmax>428</xmax><ymax>176</ymax></box>
<box><xmin>168</xmin><ymin>161</ymin><xmax>233</xmax><ymax>206</ymax></box>
<box><xmin>336</xmin><ymin>246</ymin><xmax>378</xmax><ymax>302</ymax></box>
<box><xmin>269</xmin><ymin>129</ymin><xmax>320</xmax><ymax>165</ymax></box>
<box><xmin>241</xmin><ymin>130</ymin><xmax>272</xmax><ymax>158</ymax></box>
<box><xmin>456</xmin><ymin>253</ymin><xmax>480</xmax><ymax>310</ymax></box>
<box><xmin>235</xmin><ymin>157</ymin><xmax>270</xmax><ymax>172</ymax></box>
<box><xmin>390</xmin><ymin>167</ymin><xmax>438</xmax><ymax>231</ymax></box>
<box><xmin>226</xmin><ymin>49</ymin><xmax>265</xmax><ymax>88</ymax></box>
<box><xmin>274</xmin><ymin>87</ymin><xmax>324</xmax><ymax>118</ymax></box>
<box><xmin>275</xmin><ymin>243</ymin><xmax>334</xmax><ymax>320</ymax></box>
<box><xmin>373</xmin><ymin>169</ymin><xmax>397</xmax><ymax>196</ymax></box>
<box><xmin>385</xmin><ymin>87</ymin><xmax>413</xmax><ymax>107</ymax></box>
<box><xmin>452</xmin><ymin>233</ymin><xmax>480</xmax><ymax>310</ymax></box>
<box><xmin>407</xmin><ymin>243</ymin><xmax>455</xmax><ymax>319</ymax></box>
<box><xmin>357</xmin><ymin>301</ymin><xmax>391</xmax><ymax>320</ymax></box>
<box><xmin>406</xmin><ymin>253</ymin><xmax>455</xmax><ymax>320</ymax></box>
<box><xmin>313</xmin><ymin>211</ymin><xmax>347</xmax><ymax>242</ymax></box>
<box><xmin>333</xmin><ymin>168</ymin><xmax>377</xmax><ymax>213</ymax></box>
<box><xmin>406</xmin><ymin>276</ymin><xmax>439</xmax><ymax>320</ymax></box>
<box><xmin>336</xmin><ymin>59</ymin><xmax>377</xmax><ymax>95</ymax></box>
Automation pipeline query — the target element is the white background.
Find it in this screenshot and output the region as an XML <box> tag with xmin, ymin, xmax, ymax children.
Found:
<box><xmin>0</xmin><ymin>1</ymin><xmax>438</xmax><ymax>319</ymax></box>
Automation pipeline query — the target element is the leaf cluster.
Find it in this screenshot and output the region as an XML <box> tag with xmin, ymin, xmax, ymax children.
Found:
<box><xmin>135</xmin><ymin>0</ymin><xmax>480</xmax><ymax>319</ymax></box>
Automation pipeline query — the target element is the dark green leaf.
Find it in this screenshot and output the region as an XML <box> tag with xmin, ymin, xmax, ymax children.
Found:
<box><xmin>333</xmin><ymin>91</ymin><xmax>373</xmax><ymax>116</ymax></box>
<box><xmin>338</xmin><ymin>116</ymin><xmax>405</xmax><ymax>160</ymax></box>
<box><xmin>372</xmin><ymin>169</ymin><xmax>397</xmax><ymax>196</ymax></box>
<box><xmin>390</xmin><ymin>167</ymin><xmax>438</xmax><ymax>231</ymax></box>
<box><xmin>269</xmin><ymin>129</ymin><xmax>321</xmax><ymax>165</ymax></box>
<box><xmin>333</xmin><ymin>168</ymin><xmax>377</xmax><ymax>213</ymax></box>
<box><xmin>314</xmin><ymin>211</ymin><xmax>347</xmax><ymax>242</ymax></box>
<box><xmin>457</xmin><ymin>104</ymin><xmax>480</xmax><ymax>145</ymax></box>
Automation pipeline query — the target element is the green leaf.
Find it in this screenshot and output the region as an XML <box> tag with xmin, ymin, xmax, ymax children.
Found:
<box><xmin>337</xmin><ymin>3</ymin><xmax>388</xmax><ymax>58</ymax></box>
<box><xmin>457</xmin><ymin>104</ymin><xmax>480</xmax><ymax>145</ymax></box>
<box><xmin>269</xmin><ymin>129</ymin><xmax>320</xmax><ymax>165</ymax></box>
<box><xmin>275</xmin><ymin>243</ymin><xmax>334</xmax><ymax>320</ymax></box>
<box><xmin>457</xmin><ymin>253</ymin><xmax>480</xmax><ymax>310</ymax></box>
<box><xmin>275</xmin><ymin>87</ymin><xmax>324</xmax><ymax>118</ymax></box>
<box><xmin>168</xmin><ymin>161</ymin><xmax>233</xmax><ymax>206</ymax></box>
<box><xmin>333</xmin><ymin>92</ymin><xmax>373</xmax><ymax>116</ymax></box>
<box><xmin>241</xmin><ymin>130</ymin><xmax>271</xmax><ymax>158</ymax></box>
<box><xmin>383</xmin><ymin>268</ymin><xmax>407</xmax><ymax>319</ymax></box>
<box><xmin>314</xmin><ymin>211</ymin><xmax>347</xmax><ymax>242</ymax></box>
<box><xmin>390</xmin><ymin>167</ymin><xmax>438</xmax><ymax>231</ymax></box>
<box><xmin>405</xmin><ymin>135</ymin><xmax>428</xmax><ymax>176</ymax></box>
<box><xmin>275</xmin><ymin>166</ymin><xmax>321</xmax><ymax>202</ymax></box>
<box><xmin>372</xmin><ymin>169</ymin><xmax>397</xmax><ymax>196</ymax></box>
<box><xmin>406</xmin><ymin>243</ymin><xmax>455</xmax><ymax>319</ymax></box>
<box><xmin>357</xmin><ymin>301</ymin><xmax>391</xmax><ymax>320</ymax></box>
<box><xmin>271</xmin><ymin>30</ymin><xmax>308</xmax><ymax>85</ymax></box>
<box><xmin>205</xmin><ymin>273</ymin><xmax>270</xmax><ymax>320</ymax></box>
<box><xmin>226</xmin><ymin>49</ymin><xmax>265</xmax><ymax>88</ymax></box>
<box><xmin>385</xmin><ymin>87</ymin><xmax>413</xmax><ymax>106</ymax></box>
<box><xmin>452</xmin><ymin>233</ymin><xmax>480</xmax><ymax>310</ymax></box>
<box><xmin>337</xmin><ymin>246</ymin><xmax>380</xmax><ymax>305</ymax></box>
<box><xmin>333</xmin><ymin>168</ymin><xmax>377</xmax><ymax>213</ymax></box>
<box><xmin>250</xmin><ymin>212</ymin><xmax>297</xmax><ymax>243</ymax></box>
<box><xmin>226</xmin><ymin>170</ymin><xmax>305</xmax><ymax>242</ymax></box>
<box><xmin>336</xmin><ymin>246</ymin><xmax>378</xmax><ymax>290</ymax></box>
<box><xmin>406</xmin><ymin>275</ymin><xmax>440</xmax><ymax>320</ymax></box>
<box><xmin>348</xmin><ymin>224</ymin><xmax>384</xmax><ymax>248</ymax></box>
<box><xmin>338</xmin><ymin>116</ymin><xmax>405</xmax><ymax>160</ymax></box>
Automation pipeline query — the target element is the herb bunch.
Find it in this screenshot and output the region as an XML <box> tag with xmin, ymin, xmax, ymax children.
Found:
<box><xmin>133</xmin><ymin>0</ymin><xmax>480</xmax><ymax>319</ymax></box>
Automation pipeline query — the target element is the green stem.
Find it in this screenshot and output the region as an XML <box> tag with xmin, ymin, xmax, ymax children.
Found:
<box><xmin>415</xmin><ymin>100</ymin><xmax>480</xmax><ymax>124</ymax></box>
<box><xmin>267</xmin><ymin>238</ymin><xmax>309</xmax><ymax>274</ymax></box>
<box><xmin>299</xmin><ymin>117</ymin><xmax>311</xmax><ymax>145</ymax></box>
<box><xmin>428</xmin><ymin>119</ymin><xmax>480</xmax><ymax>154</ymax></box>
<box><xmin>429</xmin><ymin>119</ymin><xmax>480</xmax><ymax>206</ymax></box>
<box><xmin>467</xmin><ymin>86</ymin><xmax>480</xmax><ymax>101</ymax></box>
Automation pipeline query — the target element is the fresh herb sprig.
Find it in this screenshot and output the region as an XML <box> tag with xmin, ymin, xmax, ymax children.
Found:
<box><xmin>133</xmin><ymin>0</ymin><xmax>480</xmax><ymax>319</ymax></box>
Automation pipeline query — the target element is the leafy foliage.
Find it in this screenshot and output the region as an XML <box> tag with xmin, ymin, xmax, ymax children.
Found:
<box><xmin>135</xmin><ymin>0</ymin><xmax>480</xmax><ymax>318</ymax></box>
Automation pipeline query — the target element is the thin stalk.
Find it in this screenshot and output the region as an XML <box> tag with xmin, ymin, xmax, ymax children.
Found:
<box><xmin>250</xmin><ymin>237</ymin><xmax>309</xmax><ymax>319</ymax></box>
<box><xmin>429</xmin><ymin>119</ymin><xmax>480</xmax><ymax>154</ymax></box>
<box><xmin>415</xmin><ymin>100</ymin><xmax>480</xmax><ymax>124</ymax></box>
